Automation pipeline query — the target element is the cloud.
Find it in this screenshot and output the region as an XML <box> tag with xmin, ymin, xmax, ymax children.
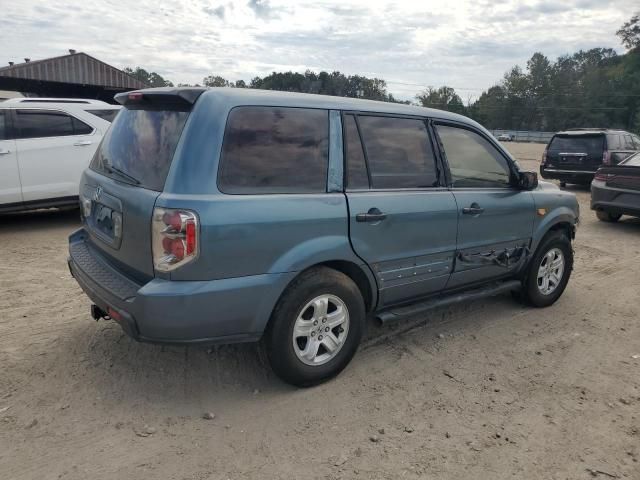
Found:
<box><xmin>0</xmin><ymin>0</ymin><xmax>637</xmax><ymax>101</ymax></box>
<box><xmin>247</xmin><ymin>0</ymin><xmax>278</xmax><ymax>19</ymax></box>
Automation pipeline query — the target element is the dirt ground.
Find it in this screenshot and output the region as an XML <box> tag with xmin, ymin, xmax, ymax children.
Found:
<box><xmin>1</xmin><ymin>142</ymin><xmax>639</xmax><ymax>480</ymax></box>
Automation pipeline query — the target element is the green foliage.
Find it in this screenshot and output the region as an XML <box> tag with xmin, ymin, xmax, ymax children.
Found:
<box><xmin>617</xmin><ymin>14</ymin><xmax>640</xmax><ymax>50</ymax></box>
<box><xmin>123</xmin><ymin>67</ymin><xmax>173</xmax><ymax>87</ymax></box>
<box><xmin>415</xmin><ymin>86</ymin><xmax>465</xmax><ymax>113</ymax></box>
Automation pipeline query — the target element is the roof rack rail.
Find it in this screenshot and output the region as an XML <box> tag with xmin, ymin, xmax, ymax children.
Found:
<box><xmin>2</xmin><ymin>98</ymin><xmax>109</xmax><ymax>105</ymax></box>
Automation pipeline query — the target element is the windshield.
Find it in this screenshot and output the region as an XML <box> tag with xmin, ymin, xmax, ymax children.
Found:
<box><xmin>548</xmin><ymin>135</ymin><xmax>604</xmax><ymax>153</ymax></box>
<box><xmin>90</xmin><ymin>109</ymin><xmax>189</xmax><ymax>191</ymax></box>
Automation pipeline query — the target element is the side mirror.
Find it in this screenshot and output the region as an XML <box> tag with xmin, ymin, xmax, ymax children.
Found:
<box><xmin>518</xmin><ymin>171</ymin><xmax>538</xmax><ymax>190</ymax></box>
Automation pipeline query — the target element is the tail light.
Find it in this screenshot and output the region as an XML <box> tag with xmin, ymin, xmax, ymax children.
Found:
<box><xmin>594</xmin><ymin>170</ymin><xmax>611</xmax><ymax>182</ymax></box>
<box><xmin>541</xmin><ymin>148</ymin><xmax>548</xmax><ymax>165</ymax></box>
<box><xmin>152</xmin><ymin>208</ymin><xmax>199</xmax><ymax>272</ymax></box>
<box><xmin>602</xmin><ymin>150</ymin><xmax>611</xmax><ymax>165</ymax></box>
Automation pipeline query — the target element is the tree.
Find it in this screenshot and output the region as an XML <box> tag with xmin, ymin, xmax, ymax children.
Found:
<box><xmin>123</xmin><ymin>67</ymin><xmax>173</xmax><ymax>87</ymax></box>
<box><xmin>416</xmin><ymin>86</ymin><xmax>465</xmax><ymax>113</ymax></box>
<box><xmin>617</xmin><ymin>14</ymin><xmax>640</xmax><ymax>50</ymax></box>
<box><xmin>203</xmin><ymin>75</ymin><xmax>231</xmax><ymax>87</ymax></box>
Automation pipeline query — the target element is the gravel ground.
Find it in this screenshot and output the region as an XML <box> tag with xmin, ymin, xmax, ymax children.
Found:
<box><xmin>1</xmin><ymin>142</ymin><xmax>639</xmax><ymax>480</ymax></box>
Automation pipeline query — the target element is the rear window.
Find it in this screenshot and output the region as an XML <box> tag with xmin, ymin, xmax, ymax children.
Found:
<box><xmin>218</xmin><ymin>106</ymin><xmax>329</xmax><ymax>194</ymax></box>
<box><xmin>624</xmin><ymin>153</ymin><xmax>640</xmax><ymax>166</ymax></box>
<box><xmin>548</xmin><ymin>135</ymin><xmax>604</xmax><ymax>153</ymax></box>
<box><xmin>90</xmin><ymin>109</ymin><xmax>189</xmax><ymax>191</ymax></box>
<box><xmin>86</xmin><ymin>109</ymin><xmax>119</xmax><ymax>123</ymax></box>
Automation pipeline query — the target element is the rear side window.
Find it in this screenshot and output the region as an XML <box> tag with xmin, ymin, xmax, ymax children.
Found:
<box><xmin>549</xmin><ymin>135</ymin><xmax>604</xmax><ymax>153</ymax></box>
<box><xmin>86</xmin><ymin>109</ymin><xmax>119</xmax><ymax>123</ymax></box>
<box><xmin>622</xmin><ymin>135</ymin><xmax>635</xmax><ymax>150</ymax></box>
<box><xmin>606</xmin><ymin>134</ymin><xmax>623</xmax><ymax>150</ymax></box>
<box><xmin>91</xmin><ymin>109</ymin><xmax>190</xmax><ymax>191</ymax></box>
<box><xmin>344</xmin><ymin>114</ymin><xmax>369</xmax><ymax>189</ymax></box>
<box><xmin>436</xmin><ymin>125</ymin><xmax>512</xmax><ymax>188</ymax></box>
<box><xmin>15</xmin><ymin>109</ymin><xmax>93</xmax><ymax>139</ymax></box>
<box><xmin>0</xmin><ymin>111</ymin><xmax>6</xmax><ymax>140</ymax></box>
<box><xmin>633</xmin><ymin>135</ymin><xmax>640</xmax><ymax>149</ymax></box>
<box><xmin>357</xmin><ymin>116</ymin><xmax>437</xmax><ymax>189</ymax></box>
<box><xmin>219</xmin><ymin>107</ymin><xmax>329</xmax><ymax>194</ymax></box>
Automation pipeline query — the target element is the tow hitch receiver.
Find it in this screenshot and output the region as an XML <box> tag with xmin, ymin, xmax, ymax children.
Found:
<box><xmin>91</xmin><ymin>304</ymin><xmax>110</xmax><ymax>321</ymax></box>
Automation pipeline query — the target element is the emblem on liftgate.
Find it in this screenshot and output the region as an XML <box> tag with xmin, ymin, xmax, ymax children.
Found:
<box><xmin>93</xmin><ymin>186</ymin><xmax>103</xmax><ymax>202</ymax></box>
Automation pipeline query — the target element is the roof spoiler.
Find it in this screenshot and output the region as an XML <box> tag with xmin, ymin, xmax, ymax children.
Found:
<box><xmin>114</xmin><ymin>87</ymin><xmax>206</xmax><ymax>110</ymax></box>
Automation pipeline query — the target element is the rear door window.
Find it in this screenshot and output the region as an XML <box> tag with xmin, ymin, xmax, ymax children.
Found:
<box><xmin>436</xmin><ymin>125</ymin><xmax>512</xmax><ymax>188</ymax></box>
<box><xmin>218</xmin><ymin>107</ymin><xmax>329</xmax><ymax>194</ymax></box>
<box><xmin>622</xmin><ymin>135</ymin><xmax>635</xmax><ymax>150</ymax></box>
<box><xmin>15</xmin><ymin>109</ymin><xmax>93</xmax><ymax>139</ymax></box>
<box><xmin>91</xmin><ymin>109</ymin><xmax>190</xmax><ymax>191</ymax></box>
<box><xmin>86</xmin><ymin>109</ymin><xmax>119</xmax><ymax>123</ymax></box>
<box><xmin>343</xmin><ymin>114</ymin><xmax>369</xmax><ymax>189</ymax></box>
<box><xmin>357</xmin><ymin>115</ymin><xmax>437</xmax><ymax>189</ymax></box>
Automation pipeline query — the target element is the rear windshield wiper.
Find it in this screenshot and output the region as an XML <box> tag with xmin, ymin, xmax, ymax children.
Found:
<box><xmin>102</xmin><ymin>159</ymin><xmax>141</xmax><ymax>185</ymax></box>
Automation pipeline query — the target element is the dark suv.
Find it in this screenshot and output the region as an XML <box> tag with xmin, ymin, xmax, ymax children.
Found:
<box><xmin>68</xmin><ymin>87</ymin><xmax>579</xmax><ymax>386</ymax></box>
<box><xmin>540</xmin><ymin>128</ymin><xmax>640</xmax><ymax>186</ymax></box>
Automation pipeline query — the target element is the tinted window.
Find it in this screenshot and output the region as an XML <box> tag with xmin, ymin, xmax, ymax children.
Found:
<box><xmin>86</xmin><ymin>109</ymin><xmax>119</xmax><ymax>123</ymax></box>
<box><xmin>344</xmin><ymin>114</ymin><xmax>369</xmax><ymax>189</ymax></box>
<box><xmin>549</xmin><ymin>135</ymin><xmax>604</xmax><ymax>153</ymax></box>
<box><xmin>358</xmin><ymin>116</ymin><xmax>437</xmax><ymax>189</ymax></box>
<box><xmin>0</xmin><ymin>111</ymin><xmax>6</xmax><ymax>141</ymax></box>
<box><xmin>72</xmin><ymin>117</ymin><xmax>93</xmax><ymax>135</ymax></box>
<box><xmin>633</xmin><ymin>135</ymin><xmax>640</xmax><ymax>149</ymax></box>
<box><xmin>219</xmin><ymin>107</ymin><xmax>329</xmax><ymax>194</ymax></box>
<box><xmin>623</xmin><ymin>135</ymin><xmax>635</xmax><ymax>150</ymax></box>
<box><xmin>437</xmin><ymin>125</ymin><xmax>512</xmax><ymax>188</ymax></box>
<box><xmin>15</xmin><ymin>109</ymin><xmax>93</xmax><ymax>139</ymax></box>
<box><xmin>91</xmin><ymin>109</ymin><xmax>189</xmax><ymax>191</ymax></box>
<box><xmin>606</xmin><ymin>134</ymin><xmax>623</xmax><ymax>150</ymax></box>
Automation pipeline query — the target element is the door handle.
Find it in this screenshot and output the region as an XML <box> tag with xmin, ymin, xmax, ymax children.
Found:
<box><xmin>356</xmin><ymin>208</ymin><xmax>387</xmax><ymax>223</ymax></box>
<box><xmin>0</xmin><ymin>149</ymin><xmax>10</xmax><ymax>155</ymax></box>
<box><xmin>462</xmin><ymin>203</ymin><xmax>484</xmax><ymax>215</ymax></box>
<box><xmin>73</xmin><ymin>140</ymin><xmax>92</xmax><ymax>146</ymax></box>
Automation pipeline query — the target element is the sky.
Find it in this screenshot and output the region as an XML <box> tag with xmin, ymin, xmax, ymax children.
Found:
<box><xmin>1</xmin><ymin>0</ymin><xmax>637</xmax><ymax>100</ymax></box>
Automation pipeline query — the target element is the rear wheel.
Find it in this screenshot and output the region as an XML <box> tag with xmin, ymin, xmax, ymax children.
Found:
<box><xmin>521</xmin><ymin>232</ymin><xmax>573</xmax><ymax>307</ymax></box>
<box><xmin>596</xmin><ymin>210</ymin><xmax>622</xmax><ymax>222</ymax></box>
<box><xmin>264</xmin><ymin>267</ymin><xmax>365</xmax><ymax>387</ymax></box>
<box><xmin>559</xmin><ymin>181</ymin><xmax>567</xmax><ymax>188</ymax></box>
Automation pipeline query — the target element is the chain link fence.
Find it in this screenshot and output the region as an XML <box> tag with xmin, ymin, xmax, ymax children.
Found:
<box><xmin>490</xmin><ymin>130</ymin><xmax>555</xmax><ymax>144</ymax></box>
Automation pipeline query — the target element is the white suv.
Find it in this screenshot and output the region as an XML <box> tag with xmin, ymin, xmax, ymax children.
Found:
<box><xmin>0</xmin><ymin>98</ymin><xmax>120</xmax><ymax>213</ymax></box>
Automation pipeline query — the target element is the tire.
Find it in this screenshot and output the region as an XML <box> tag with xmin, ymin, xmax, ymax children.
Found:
<box><xmin>521</xmin><ymin>231</ymin><xmax>573</xmax><ymax>308</ymax></box>
<box><xmin>263</xmin><ymin>267</ymin><xmax>366</xmax><ymax>387</ymax></box>
<box><xmin>596</xmin><ymin>210</ymin><xmax>622</xmax><ymax>222</ymax></box>
<box><xmin>559</xmin><ymin>181</ymin><xmax>567</xmax><ymax>188</ymax></box>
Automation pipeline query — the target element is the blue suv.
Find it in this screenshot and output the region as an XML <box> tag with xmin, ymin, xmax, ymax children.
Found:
<box><xmin>68</xmin><ymin>87</ymin><xmax>579</xmax><ymax>386</ymax></box>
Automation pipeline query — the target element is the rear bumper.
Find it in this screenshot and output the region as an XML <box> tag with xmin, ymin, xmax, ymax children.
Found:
<box><xmin>540</xmin><ymin>166</ymin><xmax>596</xmax><ymax>183</ymax></box>
<box><xmin>590</xmin><ymin>181</ymin><xmax>640</xmax><ymax>217</ymax></box>
<box><xmin>68</xmin><ymin>229</ymin><xmax>295</xmax><ymax>345</ymax></box>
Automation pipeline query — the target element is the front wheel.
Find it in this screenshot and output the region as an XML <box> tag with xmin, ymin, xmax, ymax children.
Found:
<box><xmin>521</xmin><ymin>232</ymin><xmax>573</xmax><ymax>307</ymax></box>
<box><xmin>263</xmin><ymin>267</ymin><xmax>365</xmax><ymax>387</ymax></box>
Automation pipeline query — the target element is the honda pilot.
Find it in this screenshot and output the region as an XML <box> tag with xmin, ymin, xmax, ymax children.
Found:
<box><xmin>68</xmin><ymin>87</ymin><xmax>579</xmax><ymax>386</ymax></box>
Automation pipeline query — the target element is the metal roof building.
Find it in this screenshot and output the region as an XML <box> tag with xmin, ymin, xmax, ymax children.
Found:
<box><xmin>0</xmin><ymin>51</ymin><xmax>149</xmax><ymax>103</ymax></box>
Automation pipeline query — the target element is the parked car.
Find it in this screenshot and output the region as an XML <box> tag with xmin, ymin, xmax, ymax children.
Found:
<box><xmin>540</xmin><ymin>128</ymin><xmax>640</xmax><ymax>187</ymax></box>
<box><xmin>68</xmin><ymin>88</ymin><xmax>579</xmax><ymax>386</ymax></box>
<box><xmin>0</xmin><ymin>98</ymin><xmax>120</xmax><ymax>213</ymax></box>
<box><xmin>591</xmin><ymin>152</ymin><xmax>640</xmax><ymax>222</ymax></box>
<box><xmin>497</xmin><ymin>133</ymin><xmax>513</xmax><ymax>142</ymax></box>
